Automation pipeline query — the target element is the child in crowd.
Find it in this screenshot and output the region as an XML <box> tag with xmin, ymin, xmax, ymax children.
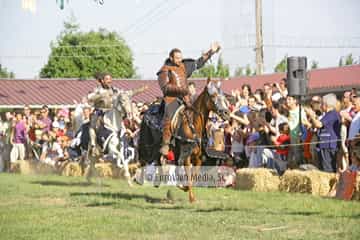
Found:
<box><xmin>39</xmin><ymin>132</ymin><xmax>64</xmax><ymax>166</ymax></box>
<box><xmin>273</xmin><ymin>122</ymin><xmax>291</xmax><ymax>174</ymax></box>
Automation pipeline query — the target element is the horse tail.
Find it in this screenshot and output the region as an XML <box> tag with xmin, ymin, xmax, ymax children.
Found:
<box><xmin>138</xmin><ymin>119</ymin><xmax>152</xmax><ymax>166</ymax></box>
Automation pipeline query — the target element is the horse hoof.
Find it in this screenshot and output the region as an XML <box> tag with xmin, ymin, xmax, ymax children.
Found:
<box><xmin>177</xmin><ymin>185</ymin><xmax>189</xmax><ymax>192</ymax></box>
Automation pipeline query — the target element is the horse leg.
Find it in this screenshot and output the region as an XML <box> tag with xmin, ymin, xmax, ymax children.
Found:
<box><xmin>108</xmin><ymin>137</ymin><xmax>132</xmax><ymax>187</ymax></box>
<box><xmin>184</xmin><ymin>157</ymin><xmax>195</xmax><ymax>203</ymax></box>
<box><xmin>85</xmin><ymin>146</ymin><xmax>97</xmax><ymax>182</ymax></box>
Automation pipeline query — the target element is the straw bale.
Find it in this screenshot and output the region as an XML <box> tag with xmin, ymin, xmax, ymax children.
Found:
<box><xmin>279</xmin><ymin>170</ymin><xmax>336</xmax><ymax>196</ymax></box>
<box><xmin>61</xmin><ymin>162</ymin><xmax>83</xmax><ymax>177</ymax></box>
<box><xmin>84</xmin><ymin>163</ymin><xmax>114</xmax><ymax>178</ymax></box>
<box><xmin>34</xmin><ymin>162</ymin><xmax>57</xmax><ymax>175</ymax></box>
<box><xmin>235</xmin><ymin>168</ymin><xmax>280</xmax><ymax>192</ymax></box>
<box><xmin>110</xmin><ymin>163</ymin><xmax>139</xmax><ymax>179</ymax></box>
<box><xmin>10</xmin><ymin>160</ymin><xmax>34</xmax><ymax>175</ymax></box>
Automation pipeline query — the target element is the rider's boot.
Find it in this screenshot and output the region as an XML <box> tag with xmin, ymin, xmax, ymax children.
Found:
<box><xmin>159</xmin><ymin>119</ymin><xmax>172</xmax><ymax>158</ymax></box>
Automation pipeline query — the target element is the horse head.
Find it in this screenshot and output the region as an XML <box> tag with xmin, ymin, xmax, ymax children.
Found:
<box><xmin>202</xmin><ymin>79</ymin><xmax>230</xmax><ymax>121</ymax></box>
<box><xmin>114</xmin><ymin>90</ymin><xmax>134</xmax><ymax>119</ymax></box>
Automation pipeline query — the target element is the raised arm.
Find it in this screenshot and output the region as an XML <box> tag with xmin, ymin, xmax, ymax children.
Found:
<box><xmin>184</xmin><ymin>42</ymin><xmax>221</xmax><ymax>78</ymax></box>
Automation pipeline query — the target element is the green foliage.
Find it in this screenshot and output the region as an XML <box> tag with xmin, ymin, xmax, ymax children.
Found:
<box><xmin>274</xmin><ymin>55</ymin><xmax>287</xmax><ymax>73</ymax></box>
<box><xmin>339</xmin><ymin>54</ymin><xmax>357</xmax><ymax>67</ymax></box>
<box><xmin>234</xmin><ymin>66</ymin><xmax>244</xmax><ymax>77</ymax></box>
<box><xmin>191</xmin><ymin>56</ymin><xmax>230</xmax><ymax>78</ymax></box>
<box><xmin>215</xmin><ymin>56</ymin><xmax>230</xmax><ymax>78</ymax></box>
<box><xmin>245</xmin><ymin>64</ymin><xmax>255</xmax><ymax>76</ymax></box>
<box><xmin>192</xmin><ymin>64</ymin><xmax>216</xmax><ymax>78</ymax></box>
<box><xmin>40</xmin><ymin>18</ymin><xmax>136</xmax><ymax>79</ymax></box>
<box><xmin>0</xmin><ymin>64</ymin><xmax>15</xmax><ymax>78</ymax></box>
<box><xmin>310</xmin><ymin>60</ymin><xmax>319</xmax><ymax>69</ymax></box>
<box><xmin>234</xmin><ymin>65</ymin><xmax>254</xmax><ymax>77</ymax></box>
<box><xmin>345</xmin><ymin>54</ymin><xmax>355</xmax><ymax>65</ymax></box>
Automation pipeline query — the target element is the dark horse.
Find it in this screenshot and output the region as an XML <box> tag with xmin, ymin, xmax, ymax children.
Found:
<box><xmin>138</xmin><ymin>79</ymin><xmax>230</xmax><ymax>202</ymax></box>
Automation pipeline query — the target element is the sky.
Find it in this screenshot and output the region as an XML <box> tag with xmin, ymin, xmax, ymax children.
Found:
<box><xmin>0</xmin><ymin>0</ymin><xmax>359</xmax><ymax>79</ymax></box>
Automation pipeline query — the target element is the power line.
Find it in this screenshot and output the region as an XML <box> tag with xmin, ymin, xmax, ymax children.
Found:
<box><xmin>121</xmin><ymin>0</ymin><xmax>171</xmax><ymax>34</ymax></box>
<box><xmin>264</xmin><ymin>44</ymin><xmax>360</xmax><ymax>49</ymax></box>
<box><xmin>2</xmin><ymin>43</ymin><xmax>360</xmax><ymax>60</ymax></box>
<box><xmin>127</xmin><ymin>0</ymin><xmax>189</xmax><ymax>37</ymax></box>
<box><xmin>2</xmin><ymin>41</ymin><xmax>360</xmax><ymax>60</ymax></box>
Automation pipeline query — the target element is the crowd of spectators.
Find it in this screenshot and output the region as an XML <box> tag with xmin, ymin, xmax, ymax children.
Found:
<box><xmin>0</xmin><ymin>80</ymin><xmax>359</xmax><ymax>175</ymax></box>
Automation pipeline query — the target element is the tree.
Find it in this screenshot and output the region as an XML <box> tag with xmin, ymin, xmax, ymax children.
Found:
<box><xmin>234</xmin><ymin>64</ymin><xmax>254</xmax><ymax>77</ymax></box>
<box><xmin>0</xmin><ymin>64</ymin><xmax>15</xmax><ymax>78</ymax></box>
<box><xmin>310</xmin><ymin>60</ymin><xmax>319</xmax><ymax>69</ymax></box>
<box><xmin>274</xmin><ymin>55</ymin><xmax>287</xmax><ymax>73</ymax></box>
<box><xmin>215</xmin><ymin>56</ymin><xmax>230</xmax><ymax>78</ymax></box>
<box><xmin>245</xmin><ymin>64</ymin><xmax>254</xmax><ymax>76</ymax></box>
<box><xmin>40</xmin><ymin>18</ymin><xmax>136</xmax><ymax>79</ymax></box>
<box><xmin>339</xmin><ymin>54</ymin><xmax>357</xmax><ymax>67</ymax></box>
<box><xmin>234</xmin><ymin>66</ymin><xmax>245</xmax><ymax>77</ymax></box>
<box><xmin>345</xmin><ymin>54</ymin><xmax>356</xmax><ymax>65</ymax></box>
<box><xmin>191</xmin><ymin>56</ymin><xmax>230</xmax><ymax>78</ymax></box>
<box><xmin>191</xmin><ymin>63</ymin><xmax>216</xmax><ymax>78</ymax></box>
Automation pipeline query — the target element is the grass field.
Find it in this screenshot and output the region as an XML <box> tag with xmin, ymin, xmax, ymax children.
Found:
<box><xmin>0</xmin><ymin>173</ymin><xmax>359</xmax><ymax>240</ymax></box>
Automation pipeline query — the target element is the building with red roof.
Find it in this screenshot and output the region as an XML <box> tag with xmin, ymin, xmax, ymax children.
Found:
<box><xmin>0</xmin><ymin>65</ymin><xmax>359</xmax><ymax>109</ymax></box>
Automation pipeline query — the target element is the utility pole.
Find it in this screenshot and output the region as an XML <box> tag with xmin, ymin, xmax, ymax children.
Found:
<box><xmin>255</xmin><ymin>0</ymin><xmax>264</xmax><ymax>75</ymax></box>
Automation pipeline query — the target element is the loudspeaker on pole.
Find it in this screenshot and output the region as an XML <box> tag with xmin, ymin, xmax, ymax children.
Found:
<box><xmin>286</xmin><ymin>56</ymin><xmax>308</xmax><ymax>96</ymax></box>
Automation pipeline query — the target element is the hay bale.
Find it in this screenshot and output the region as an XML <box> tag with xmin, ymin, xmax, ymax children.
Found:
<box><xmin>96</xmin><ymin>163</ymin><xmax>114</xmax><ymax>177</ymax></box>
<box><xmin>308</xmin><ymin>171</ymin><xmax>337</xmax><ymax>196</ymax></box>
<box><xmin>85</xmin><ymin>163</ymin><xmax>114</xmax><ymax>178</ymax></box>
<box><xmin>84</xmin><ymin>163</ymin><xmax>140</xmax><ymax>179</ymax></box>
<box><xmin>235</xmin><ymin>168</ymin><xmax>280</xmax><ymax>192</ymax></box>
<box><xmin>61</xmin><ymin>162</ymin><xmax>83</xmax><ymax>177</ymax></box>
<box><xmin>34</xmin><ymin>162</ymin><xmax>57</xmax><ymax>175</ymax></box>
<box><xmin>10</xmin><ymin>160</ymin><xmax>34</xmax><ymax>175</ymax></box>
<box><xmin>279</xmin><ymin>170</ymin><xmax>312</xmax><ymax>194</ymax></box>
<box><xmin>128</xmin><ymin>163</ymin><xmax>140</xmax><ymax>176</ymax></box>
<box><xmin>279</xmin><ymin>170</ymin><xmax>336</xmax><ymax>196</ymax></box>
<box><xmin>114</xmin><ymin>163</ymin><xmax>140</xmax><ymax>179</ymax></box>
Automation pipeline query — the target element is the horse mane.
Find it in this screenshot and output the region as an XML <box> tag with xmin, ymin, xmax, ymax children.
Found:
<box><xmin>179</xmin><ymin>88</ymin><xmax>211</xmax><ymax>142</ymax></box>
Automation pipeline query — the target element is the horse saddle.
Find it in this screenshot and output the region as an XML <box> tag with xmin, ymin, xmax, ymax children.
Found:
<box><xmin>170</xmin><ymin>105</ymin><xmax>185</xmax><ymax>132</ymax></box>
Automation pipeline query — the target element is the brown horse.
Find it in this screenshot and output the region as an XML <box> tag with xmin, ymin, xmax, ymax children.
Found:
<box><xmin>175</xmin><ymin>80</ymin><xmax>230</xmax><ymax>202</ymax></box>
<box><xmin>138</xmin><ymin>79</ymin><xmax>230</xmax><ymax>202</ymax></box>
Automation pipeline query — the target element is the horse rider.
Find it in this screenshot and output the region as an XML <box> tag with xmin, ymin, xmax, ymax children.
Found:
<box><xmin>87</xmin><ymin>72</ymin><xmax>121</xmax><ymax>157</ymax></box>
<box><xmin>87</xmin><ymin>72</ymin><xmax>148</xmax><ymax>157</ymax></box>
<box><xmin>157</xmin><ymin>42</ymin><xmax>221</xmax><ymax>158</ymax></box>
